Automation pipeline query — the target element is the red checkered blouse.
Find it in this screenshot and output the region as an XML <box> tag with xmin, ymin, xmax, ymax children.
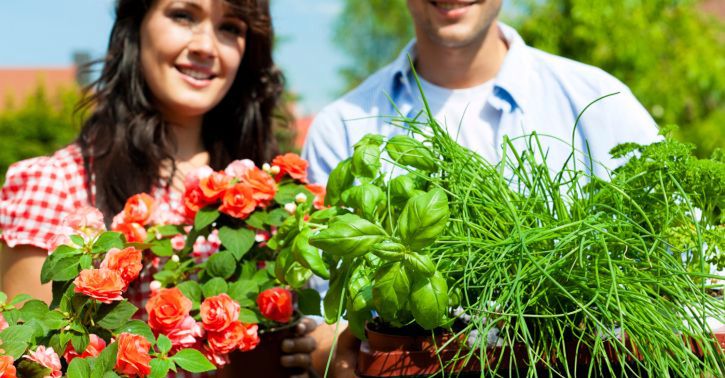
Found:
<box><xmin>0</xmin><ymin>144</ymin><xmax>211</xmax><ymax>377</ymax></box>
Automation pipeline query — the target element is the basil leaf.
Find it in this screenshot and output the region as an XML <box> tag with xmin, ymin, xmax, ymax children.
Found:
<box><xmin>352</xmin><ymin>134</ymin><xmax>384</xmax><ymax>181</ymax></box>
<box><xmin>309</xmin><ymin>214</ymin><xmax>386</xmax><ymax>258</ymax></box>
<box><xmin>298</xmin><ymin>289</ymin><xmax>322</xmax><ymax>316</ymax></box>
<box><xmin>325</xmin><ymin>158</ymin><xmax>355</xmax><ymax>206</ymax></box>
<box><xmin>292</xmin><ymin>228</ymin><xmax>330</xmax><ymax>279</ymax></box>
<box><xmin>371</xmin><ymin>241</ymin><xmax>406</xmax><ymax>261</ymax></box>
<box><xmin>323</xmin><ymin>261</ymin><xmax>351</xmax><ymax>324</ymax></box>
<box><xmin>403</xmin><ymin>252</ymin><xmax>435</xmax><ymax>277</ymax></box>
<box><xmin>390</xmin><ymin>174</ymin><xmax>419</xmax><ymax>205</ymax></box>
<box><xmin>410</xmin><ymin>271</ymin><xmax>448</xmax><ymax>330</ymax></box>
<box><xmin>372</xmin><ymin>262</ymin><xmax>410</xmax><ymax>320</ymax></box>
<box><xmin>340</xmin><ymin>184</ymin><xmax>386</xmax><ymax>221</ymax></box>
<box><xmin>398</xmin><ymin>188</ymin><xmax>450</xmax><ymax>250</ymax></box>
<box><xmin>385</xmin><ymin>135</ymin><xmax>437</xmax><ymax>171</ymax></box>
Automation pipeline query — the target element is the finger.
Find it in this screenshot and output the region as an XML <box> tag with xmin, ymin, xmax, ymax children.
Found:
<box><xmin>296</xmin><ymin>317</ymin><xmax>318</xmax><ymax>335</ymax></box>
<box><xmin>280</xmin><ymin>353</ymin><xmax>312</xmax><ymax>368</ymax></box>
<box><xmin>281</xmin><ymin>336</ymin><xmax>317</xmax><ymax>353</ymax></box>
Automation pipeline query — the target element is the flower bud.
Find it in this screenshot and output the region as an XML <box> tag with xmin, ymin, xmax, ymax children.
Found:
<box><xmin>149</xmin><ymin>280</ymin><xmax>162</xmax><ymax>292</ymax></box>
<box><xmin>294</xmin><ymin>193</ymin><xmax>308</xmax><ymax>203</ymax></box>
<box><xmin>284</xmin><ymin>202</ymin><xmax>297</xmax><ymax>214</ymax></box>
<box><xmin>270</xmin><ymin>165</ymin><xmax>281</xmax><ymax>175</ymax></box>
<box><xmin>262</xmin><ymin>163</ymin><xmax>271</xmax><ymax>172</ymax></box>
<box><xmin>171</xmin><ymin>254</ymin><xmax>180</xmax><ymax>263</ymax></box>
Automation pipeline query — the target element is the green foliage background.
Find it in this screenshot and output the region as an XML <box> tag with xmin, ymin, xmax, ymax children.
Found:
<box><xmin>333</xmin><ymin>0</ymin><xmax>724</xmax><ymax>157</ymax></box>
<box><xmin>0</xmin><ymin>86</ymin><xmax>81</xmax><ymax>184</ymax></box>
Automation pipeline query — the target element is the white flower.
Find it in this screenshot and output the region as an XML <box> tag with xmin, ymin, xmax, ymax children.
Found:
<box><xmin>262</xmin><ymin>163</ymin><xmax>271</xmax><ymax>172</ymax></box>
<box><xmin>270</xmin><ymin>165</ymin><xmax>281</xmax><ymax>175</ymax></box>
<box><xmin>171</xmin><ymin>254</ymin><xmax>180</xmax><ymax>263</ymax></box>
<box><xmin>150</xmin><ymin>280</ymin><xmax>162</xmax><ymax>291</ymax></box>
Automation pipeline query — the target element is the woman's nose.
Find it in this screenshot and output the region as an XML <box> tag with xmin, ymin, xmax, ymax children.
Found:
<box><xmin>187</xmin><ymin>23</ymin><xmax>217</xmax><ymax>59</ymax></box>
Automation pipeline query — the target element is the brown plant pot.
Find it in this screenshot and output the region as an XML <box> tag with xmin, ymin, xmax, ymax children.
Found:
<box><xmin>217</xmin><ymin>318</ymin><xmax>304</xmax><ymax>378</ymax></box>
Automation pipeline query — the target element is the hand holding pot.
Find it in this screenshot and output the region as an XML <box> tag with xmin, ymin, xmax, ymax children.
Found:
<box><xmin>281</xmin><ymin>317</ymin><xmax>318</xmax><ymax>377</ymax></box>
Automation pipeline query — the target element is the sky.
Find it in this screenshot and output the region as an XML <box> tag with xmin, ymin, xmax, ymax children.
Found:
<box><xmin>0</xmin><ymin>0</ymin><xmax>346</xmax><ymax>114</ymax></box>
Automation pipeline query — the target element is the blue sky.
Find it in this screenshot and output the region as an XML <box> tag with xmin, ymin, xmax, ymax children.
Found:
<box><xmin>0</xmin><ymin>0</ymin><xmax>346</xmax><ymax>114</ymax></box>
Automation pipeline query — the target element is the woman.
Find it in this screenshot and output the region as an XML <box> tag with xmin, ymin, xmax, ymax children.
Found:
<box><xmin>0</xmin><ymin>0</ymin><xmax>316</xmax><ymax>376</ymax></box>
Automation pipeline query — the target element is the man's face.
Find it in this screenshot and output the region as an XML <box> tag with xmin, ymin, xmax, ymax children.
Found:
<box><xmin>407</xmin><ymin>0</ymin><xmax>502</xmax><ymax>48</ymax></box>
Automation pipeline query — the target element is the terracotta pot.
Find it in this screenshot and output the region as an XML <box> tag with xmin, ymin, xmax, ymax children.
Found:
<box><xmin>217</xmin><ymin>318</ymin><xmax>304</xmax><ymax>378</ymax></box>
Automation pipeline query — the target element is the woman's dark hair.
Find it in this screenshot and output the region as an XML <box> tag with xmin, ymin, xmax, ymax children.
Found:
<box><xmin>76</xmin><ymin>0</ymin><xmax>283</xmax><ymax>219</ymax></box>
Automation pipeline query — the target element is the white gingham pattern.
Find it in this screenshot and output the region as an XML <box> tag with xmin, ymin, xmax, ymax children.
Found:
<box><xmin>0</xmin><ymin>145</ymin><xmax>211</xmax><ymax>377</ymax></box>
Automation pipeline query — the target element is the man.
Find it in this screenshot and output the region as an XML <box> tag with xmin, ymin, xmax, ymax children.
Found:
<box><xmin>303</xmin><ymin>0</ymin><xmax>660</xmax><ymax>375</ymax></box>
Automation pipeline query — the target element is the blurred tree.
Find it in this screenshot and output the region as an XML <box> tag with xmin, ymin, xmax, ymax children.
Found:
<box><xmin>333</xmin><ymin>0</ymin><xmax>724</xmax><ymax>157</ymax></box>
<box><xmin>0</xmin><ymin>85</ymin><xmax>81</xmax><ymax>183</ymax></box>
<box><xmin>513</xmin><ymin>0</ymin><xmax>724</xmax><ymax>157</ymax></box>
<box><xmin>333</xmin><ymin>0</ymin><xmax>413</xmax><ymax>92</ymax></box>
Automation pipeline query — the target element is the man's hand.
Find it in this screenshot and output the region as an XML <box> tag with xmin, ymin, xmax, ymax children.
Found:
<box><xmin>280</xmin><ymin>317</ymin><xmax>318</xmax><ymax>378</ymax></box>
<box><xmin>309</xmin><ymin>323</ymin><xmax>360</xmax><ymax>378</ymax></box>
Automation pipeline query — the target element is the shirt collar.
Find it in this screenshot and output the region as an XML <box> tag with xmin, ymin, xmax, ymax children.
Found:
<box><xmin>389</xmin><ymin>21</ymin><xmax>532</xmax><ymax>114</ymax></box>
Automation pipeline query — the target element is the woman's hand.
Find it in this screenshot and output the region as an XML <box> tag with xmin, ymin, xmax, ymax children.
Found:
<box><xmin>280</xmin><ymin>317</ymin><xmax>318</xmax><ymax>378</ymax></box>
<box><xmin>0</xmin><ymin>244</ymin><xmax>52</xmax><ymax>303</ymax></box>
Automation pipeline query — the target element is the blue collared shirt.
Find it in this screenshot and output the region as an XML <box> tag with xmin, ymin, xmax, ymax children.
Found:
<box><xmin>302</xmin><ymin>23</ymin><xmax>660</xmax><ymax>184</ymax></box>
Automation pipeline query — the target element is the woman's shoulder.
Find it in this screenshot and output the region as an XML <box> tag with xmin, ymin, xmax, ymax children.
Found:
<box><xmin>1</xmin><ymin>144</ymin><xmax>89</xmax><ymax>250</ymax></box>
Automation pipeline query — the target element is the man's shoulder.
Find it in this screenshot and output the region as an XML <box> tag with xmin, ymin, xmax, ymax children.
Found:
<box><xmin>525</xmin><ymin>46</ymin><xmax>629</xmax><ymax>96</ymax></box>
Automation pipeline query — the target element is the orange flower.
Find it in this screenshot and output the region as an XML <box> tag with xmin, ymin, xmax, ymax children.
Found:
<box><xmin>183</xmin><ymin>185</ymin><xmax>209</xmax><ymax>221</ymax></box>
<box><xmin>113</xmin><ymin>222</ymin><xmax>147</xmax><ymax>243</ymax></box>
<box><xmin>271</xmin><ymin>153</ymin><xmax>308</xmax><ymax>183</ymax></box>
<box><xmin>145</xmin><ymin>288</ymin><xmax>192</xmax><ymax>332</ymax></box>
<box><xmin>200</xmin><ymin>294</ymin><xmax>240</xmax><ymax>332</ymax></box>
<box><xmin>123</xmin><ymin>193</ymin><xmax>155</xmax><ymax>225</ymax></box>
<box><xmin>207</xmin><ymin>321</ymin><xmax>259</xmax><ymax>354</ymax></box>
<box><xmin>0</xmin><ymin>355</ymin><xmax>16</xmax><ymax>378</ymax></box>
<box><xmin>305</xmin><ymin>184</ymin><xmax>327</xmax><ymax>209</ymax></box>
<box><xmin>257</xmin><ymin>288</ymin><xmax>294</xmax><ymax>323</ymax></box>
<box><xmin>199</xmin><ymin>171</ymin><xmax>233</xmax><ymax>202</ymax></box>
<box><xmin>63</xmin><ymin>334</ymin><xmax>106</xmax><ymax>363</ymax></box>
<box><xmin>219</xmin><ymin>183</ymin><xmax>256</xmax><ymax>220</ymax></box>
<box><xmin>100</xmin><ymin>247</ymin><xmax>142</xmax><ymax>289</ymax></box>
<box><xmin>241</xmin><ymin>167</ymin><xmax>277</xmax><ymax>208</ymax></box>
<box><xmin>73</xmin><ymin>269</ymin><xmax>125</xmax><ymax>303</ymax></box>
<box><xmin>115</xmin><ymin>333</ymin><xmax>151</xmax><ymax>378</ymax></box>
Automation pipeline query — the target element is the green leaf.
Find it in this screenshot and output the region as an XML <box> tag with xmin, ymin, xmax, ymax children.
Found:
<box><xmin>42</xmin><ymin>311</ymin><xmax>67</xmax><ymax>330</ymax></box>
<box><xmin>48</xmin><ymin>255</ymin><xmax>82</xmax><ymax>282</ymax></box>
<box><xmin>385</xmin><ymin>135</ymin><xmax>437</xmax><ymax>171</ymax></box>
<box><xmin>67</xmin><ymin>357</ymin><xmax>92</xmax><ymax>378</ymax></box>
<box><xmin>325</xmin><ymin>158</ymin><xmax>355</xmax><ymax>206</ymax></box>
<box><xmin>348</xmin><ymin>265</ymin><xmax>373</xmax><ymax>313</ymax></box>
<box><xmin>0</xmin><ymin>324</ymin><xmax>33</xmax><ymax>358</ymax></box>
<box><xmin>71</xmin><ymin>332</ymin><xmax>90</xmax><ymax>355</ymax></box>
<box><xmin>218</xmin><ymin>227</ymin><xmax>255</xmax><ymax>261</ymax></box>
<box><xmin>228</xmin><ymin>280</ymin><xmax>258</xmax><ymax>304</ymax></box>
<box><xmin>90</xmin><ymin>342</ymin><xmax>118</xmax><ymax>378</ymax></box>
<box><xmin>390</xmin><ymin>174</ymin><xmax>419</xmax><ymax>204</ymax></box>
<box><xmin>403</xmin><ymin>252</ymin><xmax>436</xmax><ymax>276</ymax></box>
<box><xmin>266</xmin><ymin>208</ymin><xmax>289</xmax><ymax>227</ymax></box>
<box><xmin>352</xmin><ymin>134</ymin><xmax>384</xmax><ymax>180</ymax></box>
<box><xmin>71</xmin><ymin>235</ymin><xmax>86</xmax><ymax>247</ymax></box>
<box><xmin>79</xmin><ymin>254</ymin><xmax>93</xmax><ymax>269</ymax></box>
<box><xmin>298</xmin><ymin>289</ymin><xmax>322</xmax><ymax>316</ymax></box>
<box><xmin>194</xmin><ymin>207</ymin><xmax>220</xmax><ymax>230</ymax></box>
<box><xmin>410</xmin><ymin>271</ymin><xmax>448</xmax><ymax>330</ymax></box>
<box><xmin>346</xmin><ymin>306</ymin><xmax>371</xmax><ymax>341</ymax></box>
<box><xmin>9</xmin><ymin>294</ymin><xmax>32</xmax><ymax>305</ymax></box>
<box><xmin>157</xmin><ymin>334</ymin><xmax>172</xmax><ymax>354</ymax></box>
<box><xmin>92</xmin><ymin>232</ymin><xmax>125</xmax><ymax>253</ymax></box>
<box><xmin>309</xmin><ymin>214</ymin><xmax>386</xmax><ymax>258</ymax></box>
<box><xmin>292</xmin><ymin>228</ymin><xmax>330</xmax><ymax>279</ymax></box>
<box><xmin>0</xmin><ymin>292</ymin><xmax>6</xmax><ymax>304</ymax></box>
<box><xmin>245</xmin><ymin>211</ymin><xmax>268</xmax><ymax>229</ymax></box>
<box><xmin>341</xmin><ymin>184</ymin><xmax>386</xmax><ymax>221</ymax></box>
<box><xmin>176</xmin><ymin>281</ymin><xmax>203</xmax><ymax>305</ymax></box>
<box><xmin>19</xmin><ymin>300</ymin><xmax>49</xmax><ymax>322</ymax></box>
<box><xmin>116</xmin><ymin>320</ymin><xmax>155</xmax><ymax>344</ymax></box>
<box><xmin>308</xmin><ymin>207</ymin><xmax>349</xmax><ymax>223</ymax></box>
<box><xmin>150</xmin><ymin>358</ymin><xmax>174</xmax><ymax>378</ymax></box>
<box><xmin>2</xmin><ymin>309</ymin><xmax>20</xmax><ymax>326</ymax></box>
<box><xmin>154</xmin><ymin>225</ymin><xmax>183</xmax><ymax>237</ymax></box>
<box><xmin>371</xmin><ymin>240</ymin><xmax>406</xmax><ymax>261</ymax></box>
<box><xmin>398</xmin><ymin>189</ymin><xmax>450</xmax><ymax>250</ymax></box>
<box><xmin>372</xmin><ymin>262</ymin><xmax>410</xmax><ymax>320</ymax></box>
<box><xmin>283</xmin><ymin>260</ymin><xmax>313</xmax><ymax>289</ymax></box>
<box><xmin>323</xmin><ymin>262</ymin><xmax>351</xmax><ymax>324</ymax></box>
<box><xmin>275</xmin><ymin>183</ymin><xmax>312</xmax><ymax>206</ymax></box>
<box><xmin>170</xmin><ymin>348</ymin><xmax>216</xmax><ymax>373</ymax></box>
<box><xmin>239</xmin><ymin>308</ymin><xmax>261</xmax><ymax>323</ymax></box>
<box><xmin>150</xmin><ymin>238</ymin><xmax>173</xmax><ymax>257</ymax></box>
<box><xmin>50</xmin><ymin>281</ymin><xmax>73</xmax><ymax>310</ymax></box>
<box><xmin>206</xmin><ymin>251</ymin><xmax>237</xmax><ymax>279</ymax></box>
<box><xmin>95</xmin><ymin>301</ymin><xmax>138</xmax><ymax>329</ymax></box>
<box><xmin>202</xmin><ymin>278</ymin><xmax>228</xmax><ymax>297</ymax></box>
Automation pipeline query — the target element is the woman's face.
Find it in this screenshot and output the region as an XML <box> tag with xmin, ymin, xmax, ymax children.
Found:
<box><xmin>140</xmin><ymin>0</ymin><xmax>247</xmax><ymax>124</ymax></box>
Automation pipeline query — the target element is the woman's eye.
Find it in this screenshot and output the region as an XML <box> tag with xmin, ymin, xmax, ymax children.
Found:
<box><xmin>220</xmin><ymin>22</ymin><xmax>246</xmax><ymax>37</ymax></box>
<box><xmin>169</xmin><ymin>10</ymin><xmax>195</xmax><ymax>24</ymax></box>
